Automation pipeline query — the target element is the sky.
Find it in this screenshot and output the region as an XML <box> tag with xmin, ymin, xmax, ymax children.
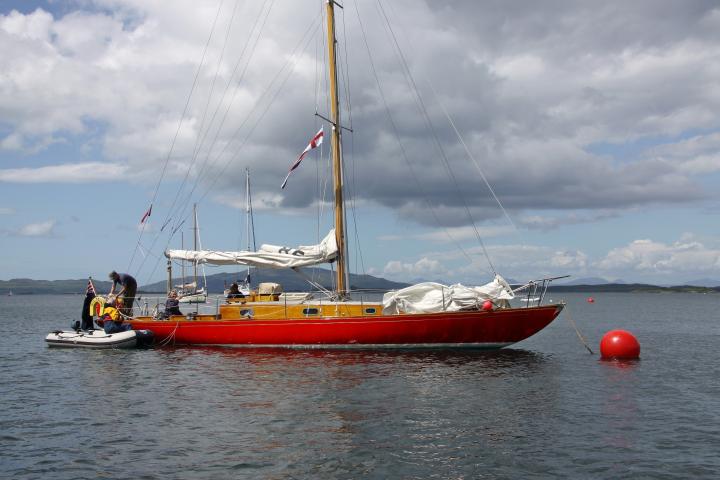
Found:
<box><xmin>1</xmin><ymin>0</ymin><xmax>720</xmax><ymax>287</ymax></box>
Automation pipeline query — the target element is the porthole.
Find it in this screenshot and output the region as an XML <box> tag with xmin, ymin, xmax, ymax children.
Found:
<box><xmin>302</xmin><ymin>308</ymin><xmax>319</xmax><ymax>315</ymax></box>
<box><xmin>364</xmin><ymin>308</ymin><xmax>377</xmax><ymax>314</ymax></box>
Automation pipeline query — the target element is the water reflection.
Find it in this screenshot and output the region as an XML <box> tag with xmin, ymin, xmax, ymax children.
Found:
<box><xmin>154</xmin><ymin>345</ymin><xmax>550</xmax><ymax>371</ymax></box>
<box><xmin>597</xmin><ymin>356</ymin><xmax>641</xmax><ymax>451</ymax></box>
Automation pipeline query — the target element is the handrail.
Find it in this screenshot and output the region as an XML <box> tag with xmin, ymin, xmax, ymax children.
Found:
<box><xmin>512</xmin><ymin>275</ymin><xmax>570</xmax><ymax>307</ymax></box>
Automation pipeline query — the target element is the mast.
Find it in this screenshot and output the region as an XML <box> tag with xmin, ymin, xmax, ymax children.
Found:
<box><xmin>245</xmin><ymin>168</ymin><xmax>251</xmax><ymax>285</ymax></box>
<box><xmin>193</xmin><ymin>203</ymin><xmax>198</xmax><ymax>289</ymax></box>
<box><xmin>326</xmin><ymin>0</ymin><xmax>349</xmax><ymax>297</ymax></box>
<box><xmin>181</xmin><ymin>231</ymin><xmax>186</xmax><ymax>289</ymax></box>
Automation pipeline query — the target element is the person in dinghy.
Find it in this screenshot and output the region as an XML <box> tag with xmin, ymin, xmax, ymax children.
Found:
<box><xmin>97</xmin><ymin>297</ymin><xmax>133</xmax><ymax>334</ymax></box>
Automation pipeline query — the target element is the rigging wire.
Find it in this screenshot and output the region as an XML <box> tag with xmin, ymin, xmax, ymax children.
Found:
<box><xmin>376</xmin><ymin>0</ymin><xmax>497</xmax><ymax>274</ymax></box>
<box><xmin>127</xmin><ymin>0</ymin><xmax>225</xmax><ymax>275</ymax></box>
<box><xmin>338</xmin><ymin>5</ymin><xmax>367</xmax><ymax>276</ymax></box>
<box><xmin>164</xmin><ymin>0</ymin><xmax>276</xmax><ymax>236</ymax></box>
<box><xmin>134</xmin><ymin>0</ymin><xmax>269</xmax><ymax>282</ymax></box>
<box><xmin>141</xmin><ymin>20</ymin><xmax>321</xmax><ymax>285</ymax></box>
<box><xmin>381</xmin><ymin>3</ymin><xmax>516</xmax><ymax>232</ymax></box>
<box><xmin>351</xmin><ymin>0</ymin><xmax>478</xmax><ymax>268</ymax></box>
<box><xmin>427</xmin><ymin>81</ymin><xmax>517</xmax><ymax>231</ymax></box>
<box><xmin>160</xmin><ymin>0</ymin><xmax>244</xmax><ymax>237</ymax></box>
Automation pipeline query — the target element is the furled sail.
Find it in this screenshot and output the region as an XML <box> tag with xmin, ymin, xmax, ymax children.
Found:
<box><xmin>382</xmin><ymin>275</ymin><xmax>515</xmax><ymax>315</ymax></box>
<box><xmin>165</xmin><ymin>230</ymin><xmax>337</xmax><ymax>269</ymax></box>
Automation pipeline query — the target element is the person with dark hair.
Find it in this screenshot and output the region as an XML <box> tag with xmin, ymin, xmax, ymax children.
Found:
<box><xmin>108</xmin><ymin>271</ymin><xmax>137</xmax><ymax>318</ymax></box>
<box><xmin>226</xmin><ymin>282</ymin><xmax>245</xmax><ymax>300</ymax></box>
<box><xmin>165</xmin><ymin>290</ymin><xmax>182</xmax><ymax>316</ymax></box>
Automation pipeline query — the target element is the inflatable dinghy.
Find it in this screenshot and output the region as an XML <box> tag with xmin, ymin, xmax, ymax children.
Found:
<box><xmin>45</xmin><ymin>329</ymin><xmax>154</xmax><ymax>349</ymax></box>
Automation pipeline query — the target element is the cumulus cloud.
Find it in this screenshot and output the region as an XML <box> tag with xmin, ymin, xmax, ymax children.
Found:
<box><xmin>12</xmin><ymin>220</ymin><xmax>57</xmax><ymax>237</ymax></box>
<box><xmin>0</xmin><ymin>162</ymin><xmax>129</xmax><ymax>183</ymax></box>
<box><xmin>378</xmin><ymin>225</ymin><xmax>515</xmax><ymax>243</ymax></box>
<box><xmin>518</xmin><ymin>211</ymin><xmax>620</xmax><ymax>231</ymax></box>
<box><xmin>595</xmin><ymin>237</ymin><xmax>720</xmax><ymax>276</ymax></box>
<box><xmin>1</xmin><ymin>1</ymin><xmax>719</xmax><ymax>227</ymax></box>
<box><xmin>383</xmin><ymin>257</ymin><xmax>447</xmax><ymax>279</ymax></box>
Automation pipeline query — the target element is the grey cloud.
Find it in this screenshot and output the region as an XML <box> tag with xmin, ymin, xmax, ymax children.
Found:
<box><xmin>3</xmin><ymin>1</ymin><xmax>719</xmax><ymax>230</ymax></box>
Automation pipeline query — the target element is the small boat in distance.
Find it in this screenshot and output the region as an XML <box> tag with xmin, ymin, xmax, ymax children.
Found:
<box><xmin>124</xmin><ymin>2</ymin><xmax>565</xmax><ymax>348</ymax></box>
<box><xmin>177</xmin><ymin>204</ymin><xmax>207</xmax><ymax>304</ymax></box>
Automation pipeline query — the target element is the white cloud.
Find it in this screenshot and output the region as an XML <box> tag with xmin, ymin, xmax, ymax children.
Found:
<box><xmin>0</xmin><ymin>162</ymin><xmax>129</xmax><ymax>183</ymax></box>
<box><xmin>1</xmin><ymin>1</ymin><xmax>718</xmax><ymax>217</ymax></box>
<box><xmin>383</xmin><ymin>257</ymin><xmax>446</xmax><ymax>279</ymax></box>
<box><xmin>378</xmin><ymin>225</ymin><xmax>515</xmax><ymax>242</ymax></box>
<box><xmin>595</xmin><ymin>237</ymin><xmax>720</xmax><ymax>275</ymax></box>
<box><xmin>0</xmin><ymin>207</ymin><xmax>15</xmax><ymax>215</ymax></box>
<box><xmin>13</xmin><ymin>220</ymin><xmax>57</xmax><ymax>237</ymax></box>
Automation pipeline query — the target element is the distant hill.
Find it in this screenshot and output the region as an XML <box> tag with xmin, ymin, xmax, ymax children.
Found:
<box><xmin>548</xmin><ymin>283</ymin><xmax>719</xmax><ymax>293</ymax></box>
<box><xmin>683</xmin><ymin>278</ymin><xmax>720</xmax><ymax>288</ymax></box>
<box><xmin>2</xmin><ymin>274</ymin><xmax>719</xmax><ymax>295</ymax></box>
<box><xmin>0</xmin><ymin>269</ymin><xmax>409</xmax><ymax>295</ymax></box>
<box><xmin>142</xmin><ymin>268</ymin><xmax>410</xmax><ymax>293</ymax></box>
<box><xmin>560</xmin><ymin>277</ymin><xmax>615</xmax><ymax>286</ymax></box>
<box><xmin>0</xmin><ymin>278</ymin><xmax>113</xmax><ymax>295</ymax></box>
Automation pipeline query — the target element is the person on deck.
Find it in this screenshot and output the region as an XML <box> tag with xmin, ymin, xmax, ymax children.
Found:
<box><xmin>109</xmin><ymin>271</ymin><xmax>137</xmax><ymax>318</ymax></box>
<box><xmin>165</xmin><ymin>290</ymin><xmax>182</xmax><ymax>316</ymax></box>
<box><xmin>226</xmin><ymin>282</ymin><xmax>245</xmax><ymax>300</ymax></box>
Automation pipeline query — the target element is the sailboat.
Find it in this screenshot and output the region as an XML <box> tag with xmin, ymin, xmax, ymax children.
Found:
<box><xmin>127</xmin><ymin>2</ymin><xmax>564</xmax><ymax>348</ymax></box>
<box><xmin>224</xmin><ymin>168</ymin><xmax>254</xmax><ymax>297</ymax></box>
<box><xmin>177</xmin><ymin>204</ymin><xmax>207</xmax><ymax>304</ymax></box>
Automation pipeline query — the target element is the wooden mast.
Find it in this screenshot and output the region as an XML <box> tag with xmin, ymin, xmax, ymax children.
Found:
<box><xmin>245</xmin><ymin>167</ymin><xmax>251</xmax><ymax>285</ymax></box>
<box><xmin>326</xmin><ymin>0</ymin><xmax>348</xmax><ymax>297</ymax></box>
<box><xmin>192</xmin><ymin>203</ymin><xmax>198</xmax><ymax>290</ymax></box>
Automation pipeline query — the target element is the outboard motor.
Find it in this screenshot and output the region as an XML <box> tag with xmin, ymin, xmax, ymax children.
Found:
<box><xmin>135</xmin><ymin>330</ymin><xmax>155</xmax><ymax>347</ymax></box>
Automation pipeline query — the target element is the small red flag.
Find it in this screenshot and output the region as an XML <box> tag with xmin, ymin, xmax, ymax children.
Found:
<box><xmin>140</xmin><ymin>204</ymin><xmax>152</xmax><ymax>224</ymax></box>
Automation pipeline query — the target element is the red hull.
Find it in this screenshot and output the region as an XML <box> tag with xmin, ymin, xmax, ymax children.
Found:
<box><xmin>129</xmin><ymin>304</ymin><xmax>563</xmax><ymax>349</ymax></box>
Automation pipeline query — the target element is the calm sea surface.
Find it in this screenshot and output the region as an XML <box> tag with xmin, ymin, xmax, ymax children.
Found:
<box><xmin>1</xmin><ymin>292</ymin><xmax>718</xmax><ymax>479</ymax></box>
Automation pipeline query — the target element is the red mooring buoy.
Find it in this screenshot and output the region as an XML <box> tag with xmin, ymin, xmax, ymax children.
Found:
<box><xmin>600</xmin><ymin>329</ymin><xmax>640</xmax><ymax>360</ymax></box>
<box><xmin>482</xmin><ymin>300</ymin><xmax>494</xmax><ymax>311</ymax></box>
<box><xmin>587</xmin><ymin>297</ymin><xmax>595</xmax><ymax>303</ymax></box>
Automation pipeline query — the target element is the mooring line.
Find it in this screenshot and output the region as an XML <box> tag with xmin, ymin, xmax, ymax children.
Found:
<box><xmin>564</xmin><ymin>304</ymin><xmax>594</xmax><ymax>354</ymax></box>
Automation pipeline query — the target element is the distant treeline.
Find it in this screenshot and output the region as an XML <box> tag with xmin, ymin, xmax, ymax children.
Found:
<box><xmin>0</xmin><ymin>278</ymin><xmax>113</xmax><ymax>295</ymax></box>
<box><xmin>0</xmin><ymin>268</ymin><xmax>410</xmax><ymax>295</ymax></box>
<box><xmin>547</xmin><ymin>283</ymin><xmax>719</xmax><ymax>293</ymax></box>
<box><xmin>1</xmin><ymin>275</ymin><xmax>718</xmax><ymax>295</ymax></box>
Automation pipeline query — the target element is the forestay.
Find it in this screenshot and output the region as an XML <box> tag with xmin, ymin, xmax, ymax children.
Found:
<box><xmin>166</xmin><ymin>230</ymin><xmax>337</xmax><ymax>269</ymax></box>
<box><xmin>382</xmin><ymin>275</ymin><xmax>515</xmax><ymax>314</ymax></box>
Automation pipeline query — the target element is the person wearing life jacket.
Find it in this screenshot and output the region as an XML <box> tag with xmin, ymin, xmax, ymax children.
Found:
<box><xmin>99</xmin><ymin>297</ymin><xmax>132</xmax><ymax>334</ymax></box>
<box><xmin>108</xmin><ymin>271</ymin><xmax>137</xmax><ymax>318</ymax></box>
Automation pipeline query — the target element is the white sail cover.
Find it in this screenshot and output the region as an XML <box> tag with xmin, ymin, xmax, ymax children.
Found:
<box><xmin>382</xmin><ymin>275</ymin><xmax>515</xmax><ymax>315</ymax></box>
<box><xmin>165</xmin><ymin>230</ymin><xmax>337</xmax><ymax>269</ymax></box>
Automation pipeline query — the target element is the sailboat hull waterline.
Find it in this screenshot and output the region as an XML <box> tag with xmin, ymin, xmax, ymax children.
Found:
<box><xmin>128</xmin><ymin>304</ymin><xmax>563</xmax><ymax>349</ymax></box>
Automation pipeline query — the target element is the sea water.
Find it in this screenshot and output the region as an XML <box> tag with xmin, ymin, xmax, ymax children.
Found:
<box><xmin>0</xmin><ymin>292</ymin><xmax>718</xmax><ymax>479</ymax></box>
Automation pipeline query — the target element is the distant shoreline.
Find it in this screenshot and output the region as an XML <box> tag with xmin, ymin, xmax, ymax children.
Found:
<box><xmin>2</xmin><ymin>283</ymin><xmax>718</xmax><ymax>295</ymax></box>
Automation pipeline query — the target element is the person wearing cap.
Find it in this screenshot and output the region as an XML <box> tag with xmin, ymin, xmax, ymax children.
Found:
<box><xmin>108</xmin><ymin>271</ymin><xmax>137</xmax><ymax>318</ymax></box>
